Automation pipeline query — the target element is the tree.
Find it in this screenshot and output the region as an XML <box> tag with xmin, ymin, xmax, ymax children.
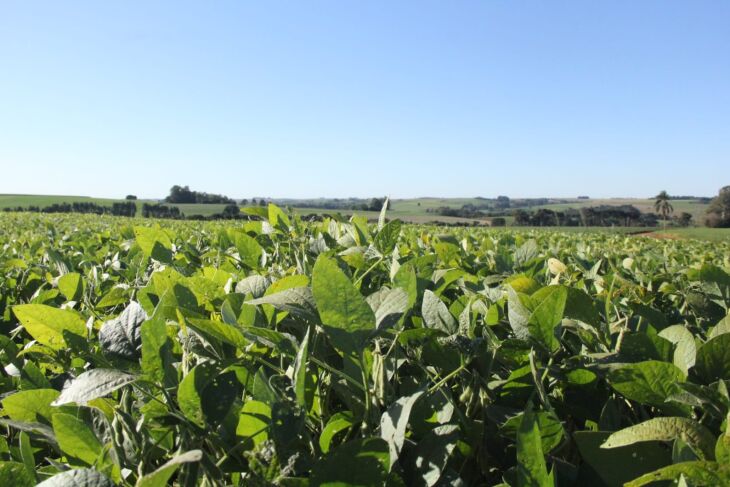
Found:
<box><xmin>705</xmin><ymin>186</ymin><xmax>730</xmax><ymax>228</ymax></box>
<box><xmin>259</xmin><ymin>199</ymin><xmax>267</xmax><ymax>207</ymax></box>
<box><xmin>676</xmin><ymin>212</ymin><xmax>692</xmax><ymax>227</ymax></box>
<box><xmin>222</xmin><ymin>204</ymin><xmax>240</xmax><ymax>218</ymax></box>
<box><xmin>240</xmin><ymin>199</ymin><xmax>248</xmax><ymax>206</ymax></box>
<box><xmin>125</xmin><ymin>195</ymin><xmax>137</xmax><ymax>200</ymax></box>
<box><xmin>495</xmin><ymin>196</ymin><xmax>511</xmax><ymax>209</ymax></box>
<box><xmin>654</xmin><ymin>190</ymin><xmax>674</xmax><ymax>229</ymax></box>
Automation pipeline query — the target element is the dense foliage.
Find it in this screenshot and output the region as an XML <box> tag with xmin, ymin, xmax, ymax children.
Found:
<box><xmin>0</xmin><ymin>208</ymin><xmax>729</xmax><ymax>486</ymax></box>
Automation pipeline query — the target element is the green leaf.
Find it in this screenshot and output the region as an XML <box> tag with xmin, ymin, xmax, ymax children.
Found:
<box><xmin>99</xmin><ymin>301</ymin><xmax>147</xmax><ymax>360</ymax></box>
<box><xmin>608</xmin><ymin>360</ymin><xmax>685</xmax><ymax>407</ymax></box>
<box><xmin>135</xmin><ymin>450</ymin><xmax>203</xmax><ymax>487</ymax></box>
<box><xmin>625</xmin><ymin>461</ymin><xmax>730</xmax><ymax>487</ymax></box>
<box><xmin>0</xmin><ymin>462</ymin><xmax>34</xmax><ymax>487</ymax></box>
<box><xmin>177</xmin><ymin>362</ymin><xmax>217</xmax><ymax>427</ymax></box>
<box><xmin>236</xmin><ymin>400</ymin><xmax>271</xmax><ymax>446</ymax></box>
<box><xmin>58</xmin><ymin>272</ymin><xmax>83</xmax><ymax>301</ymax></box>
<box><xmin>380</xmin><ymin>390</ymin><xmax>424</xmax><ymax>468</ymax></box>
<box><xmin>407</xmin><ymin>424</ymin><xmax>460</xmax><ymax>487</ymax></box>
<box><xmin>601</xmin><ymin>417</ymin><xmax>716</xmax><ymax>460</ymax></box>
<box><xmin>247</xmin><ymin>287</ymin><xmax>319</xmax><ymax>322</ymax></box>
<box><xmin>134</xmin><ymin>226</ymin><xmax>173</xmax><ymax>263</ymax></box>
<box><xmin>141</xmin><ymin>317</ymin><xmax>176</xmax><ymax>388</ymax></box>
<box><xmin>312</xmin><ymin>256</ymin><xmax>376</xmax><ymax>355</ymax></box>
<box><xmin>52</xmin><ymin>413</ymin><xmax>103</xmax><ymax>466</ymax></box>
<box><xmin>374</xmin><ymin>220</ymin><xmax>401</xmax><ymax>255</ymax></box>
<box><xmin>528</xmin><ymin>286</ymin><xmax>567</xmax><ymax>352</ymax></box>
<box><xmin>19</xmin><ymin>431</ymin><xmax>35</xmax><ymax>481</ymax></box>
<box><xmin>573</xmin><ymin>431</ymin><xmax>672</xmax><ymax>487</ymax></box>
<box><xmin>372</xmin><ymin>287</ymin><xmax>409</xmax><ymax>331</ymax></box>
<box><xmin>311</xmin><ymin>437</ymin><xmax>390</xmax><ymax>486</ymax></box>
<box><xmin>695</xmin><ymin>333</ymin><xmax>730</xmax><ymax>383</ymax></box>
<box><xmin>502</xmin><ymin>411</ymin><xmax>564</xmax><ymax>454</ymax></box>
<box><xmin>36</xmin><ymin>469</ymin><xmax>115</xmax><ymax>487</ymax></box>
<box><xmin>658</xmin><ymin>325</ymin><xmax>697</xmax><ymax>376</ymax></box>
<box><xmin>319</xmin><ymin>412</ymin><xmax>354</xmax><ymax>453</ymax></box>
<box><xmin>516</xmin><ymin>407</ymin><xmax>553</xmax><ymax>487</ymax></box>
<box><xmin>233</xmin><ymin>232</ymin><xmax>263</xmax><ymax>269</ymax></box>
<box><xmin>12</xmin><ymin>304</ymin><xmax>86</xmax><ymax>349</ymax></box>
<box><xmin>421</xmin><ymin>290</ymin><xmax>456</xmax><ymax>335</ymax></box>
<box><xmin>268</xmin><ymin>203</ymin><xmax>291</xmax><ymax>231</ymax></box>
<box><xmin>293</xmin><ymin>327</ymin><xmax>310</xmax><ymax>409</ymax></box>
<box><xmin>52</xmin><ymin>369</ymin><xmax>136</xmax><ymax>406</ymax></box>
<box><xmin>1</xmin><ymin>389</ymin><xmax>59</xmax><ymax>423</ymax></box>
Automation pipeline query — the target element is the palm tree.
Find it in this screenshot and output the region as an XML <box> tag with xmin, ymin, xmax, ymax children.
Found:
<box><xmin>654</xmin><ymin>190</ymin><xmax>674</xmax><ymax>230</ymax></box>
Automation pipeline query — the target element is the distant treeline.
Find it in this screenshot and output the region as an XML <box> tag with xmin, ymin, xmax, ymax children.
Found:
<box><xmin>270</xmin><ymin>197</ymin><xmax>390</xmax><ymax>212</ymax></box>
<box><xmin>2</xmin><ymin>202</ymin><xmax>252</xmax><ymax>221</ymax></box>
<box><xmin>2</xmin><ymin>201</ymin><xmax>137</xmax><ymax>217</ymax></box>
<box><xmin>513</xmin><ymin>205</ymin><xmax>660</xmax><ymax>227</ymax></box>
<box><xmin>165</xmin><ymin>185</ymin><xmax>235</xmax><ymax>204</ymax></box>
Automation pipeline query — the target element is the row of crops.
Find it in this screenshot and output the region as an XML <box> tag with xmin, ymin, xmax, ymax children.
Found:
<box><xmin>0</xmin><ymin>207</ymin><xmax>729</xmax><ymax>486</ymax></box>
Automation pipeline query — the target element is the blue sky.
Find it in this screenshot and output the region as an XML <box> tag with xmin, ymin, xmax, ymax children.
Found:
<box><xmin>1</xmin><ymin>1</ymin><xmax>728</xmax><ymax>199</ymax></box>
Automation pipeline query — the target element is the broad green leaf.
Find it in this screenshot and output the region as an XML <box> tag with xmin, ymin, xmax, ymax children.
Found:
<box><xmin>507</xmin><ymin>285</ymin><xmax>533</xmax><ymax>340</ymax></box>
<box><xmin>695</xmin><ymin>333</ymin><xmax>730</xmax><ymax>383</ymax></box>
<box><xmin>320</xmin><ymin>412</ymin><xmax>354</xmax><ymax>453</ymax></box>
<box><xmin>380</xmin><ymin>390</ymin><xmax>424</xmax><ymax>468</ymax></box>
<box><xmin>374</xmin><ymin>220</ymin><xmax>401</xmax><ymax>254</ymax></box>
<box><xmin>311</xmin><ymin>437</ymin><xmax>390</xmax><ymax>486</ymax></box>
<box><xmin>177</xmin><ymin>362</ymin><xmax>217</xmax><ymax>427</ymax></box>
<box><xmin>141</xmin><ymin>317</ymin><xmax>176</xmax><ymax>388</ymax></box>
<box><xmin>1</xmin><ymin>389</ymin><xmax>59</xmax><ymax>423</ymax></box>
<box><xmin>372</xmin><ymin>287</ymin><xmax>409</xmax><ymax>330</ymax></box>
<box><xmin>135</xmin><ymin>450</ymin><xmax>203</xmax><ymax>487</ymax></box>
<box><xmin>601</xmin><ymin>417</ymin><xmax>716</xmax><ymax>460</ymax></box>
<box><xmin>625</xmin><ymin>461</ymin><xmax>730</xmax><ymax>487</ymax></box>
<box><xmin>52</xmin><ymin>413</ymin><xmax>103</xmax><ymax>465</ymax></box>
<box><xmin>247</xmin><ymin>287</ymin><xmax>319</xmax><ymax>322</ymax></box>
<box><xmin>312</xmin><ymin>256</ymin><xmax>376</xmax><ymax>355</ymax></box>
<box><xmin>235</xmin><ymin>275</ymin><xmax>270</xmax><ymax>297</ymax></box>
<box><xmin>407</xmin><ymin>424</ymin><xmax>460</xmax><ymax>487</ymax></box>
<box><xmin>236</xmin><ymin>400</ymin><xmax>271</xmax><ymax>445</ymax></box>
<box><xmin>502</xmin><ymin>411</ymin><xmax>564</xmax><ymax>454</ymax></box>
<box><xmin>608</xmin><ymin>360</ymin><xmax>685</xmax><ymax>407</ymax></box>
<box><xmin>421</xmin><ymin>290</ymin><xmax>456</xmax><ymax>335</ymax></box>
<box><xmin>528</xmin><ymin>286</ymin><xmax>567</xmax><ymax>352</ymax></box>
<box><xmin>133</xmin><ymin>226</ymin><xmax>172</xmax><ymax>263</ymax></box>
<box><xmin>52</xmin><ymin>369</ymin><xmax>136</xmax><ymax>406</ymax></box>
<box><xmin>573</xmin><ymin>431</ymin><xmax>672</xmax><ymax>487</ymax></box>
<box><xmin>268</xmin><ymin>203</ymin><xmax>291</xmax><ymax>231</ymax></box>
<box><xmin>0</xmin><ymin>461</ymin><xmax>34</xmax><ymax>487</ymax></box>
<box><xmin>233</xmin><ymin>232</ymin><xmax>263</xmax><ymax>269</ymax></box>
<box><xmin>99</xmin><ymin>301</ymin><xmax>147</xmax><ymax>360</ymax></box>
<box><xmin>516</xmin><ymin>407</ymin><xmax>553</xmax><ymax>487</ymax></box>
<box><xmin>658</xmin><ymin>325</ymin><xmax>697</xmax><ymax>376</ymax></box>
<box><xmin>58</xmin><ymin>272</ymin><xmax>83</xmax><ymax>301</ymax></box>
<box><xmin>12</xmin><ymin>304</ymin><xmax>86</xmax><ymax>349</ymax></box>
<box><xmin>36</xmin><ymin>468</ymin><xmax>115</xmax><ymax>487</ymax></box>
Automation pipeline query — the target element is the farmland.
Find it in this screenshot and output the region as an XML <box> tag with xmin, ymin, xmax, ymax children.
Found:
<box><xmin>1</xmin><ymin>208</ymin><xmax>729</xmax><ymax>486</ymax></box>
<box><xmin>0</xmin><ymin>194</ymin><xmax>716</xmax><ymax>230</ymax></box>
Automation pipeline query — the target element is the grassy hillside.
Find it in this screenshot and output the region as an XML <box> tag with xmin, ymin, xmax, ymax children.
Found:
<box><xmin>0</xmin><ymin>194</ymin><xmax>718</xmax><ymax>231</ymax></box>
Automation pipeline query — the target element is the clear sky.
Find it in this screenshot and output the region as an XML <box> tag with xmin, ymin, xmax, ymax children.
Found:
<box><xmin>1</xmin><ymin>1</ymin><xmax>728</xmax><ymax>199</ymax></box>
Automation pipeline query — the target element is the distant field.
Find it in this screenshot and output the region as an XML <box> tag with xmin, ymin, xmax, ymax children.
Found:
<box><xmin>0</xmin><ymin>194</ymin><xmax>228</xmax><ymax>217</ymax></box>
<box><xmin>527</xmin><ymin>198</ymin><xmax>710</xmax><ymax>222</ymax></box>
<box><xmin>0</xmin><ymin>194</ymin><xmax>721</xmax><ymax>233</ymax></box>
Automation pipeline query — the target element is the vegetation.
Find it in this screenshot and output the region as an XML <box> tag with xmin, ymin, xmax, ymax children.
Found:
<box><xmin>654</xmin><ymin>191</ymin><xmax>674</xmax><ymax>229</ymax></box>
<box><xmin>706</xmin><ymin>186</ymin><xmax>730</xmax><ymax>228</ymax></box>
<box><xmin>165</xmin><ymin>185</ymin><xmax>235</xmax><ymax>205</ymax></box>
<box><xmin>1</xmin><ymin>207</ymin><xmax>729</xmax><ymax>486</ymax></box>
